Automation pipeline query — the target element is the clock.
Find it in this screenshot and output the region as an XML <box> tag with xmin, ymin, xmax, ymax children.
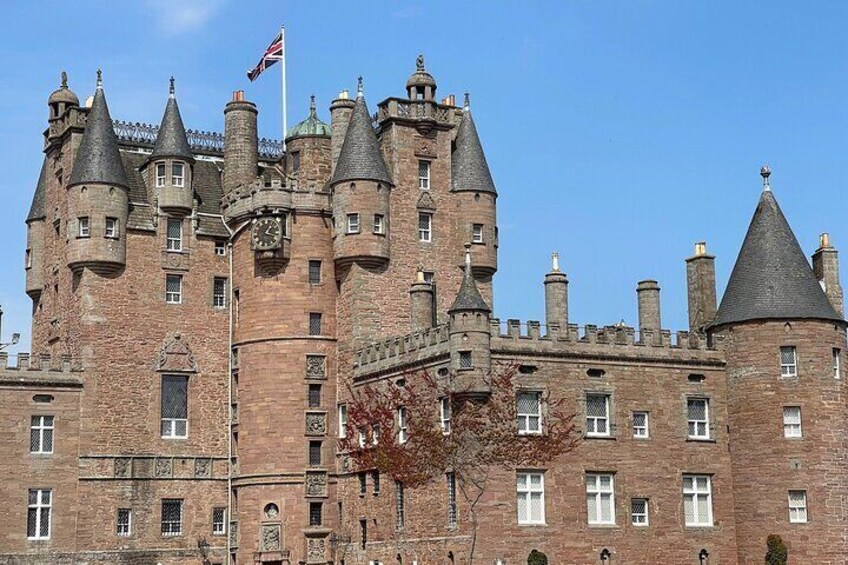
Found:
<box><xmin>251</xmin><ymin>216</ymin><xmax>283</xmax><ymax>250</ymax></box>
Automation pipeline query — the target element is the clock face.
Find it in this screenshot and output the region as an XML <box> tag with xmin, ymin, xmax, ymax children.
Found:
<box><xmin>252</xmin><ymin>217</ymin><xmax>283</xmax><ymax>250</ymax></box>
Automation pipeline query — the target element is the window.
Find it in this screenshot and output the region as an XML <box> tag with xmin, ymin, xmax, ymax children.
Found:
<box><xmin>358</xmin><ymin>472</ymin><xmax>367</xmax><ymax>495</ymax></box>
<box><xmin>338</xmin><ymin>404</ymin><xmax>348</xmax><ymax>439</ymax></box>
<box><xmin>78</xmin><ymin>217</ymin><xmax>90</xmax><ymax>238</ymax></box>
<box><xmin>447</xmin><ymin>472</ymin><xmax>458</xmax><ymax>528</ymax></box>
<box><xmin>309</xmin><ymin>313</ymin><xmax>322</xmax><ymax>336</ymax></box>
<box><xmin>117</xmin><ymin>508</ymin><xmax>132</xmax><ymax>536</ymax></box>
<box><xmin>418</xmin><ymin>212</ymin><xmax>432</xmax><ymax>242</ymax></box>
<box><xmin>397</xmin><ymin>407</ymin><xmax>408</xmax><ymax>444</ymax></box>
<box><xmin>161</xmin><ymin>499</ymin><xmax>183</xmax><ymax>536</ymax></box>
<box><xmin>27</xmin><ymin>489</ymin><xmax>51</xmax><ymax>540</ymax></box>
<box><xmin>780</xmin><ymin>346</ymin><xmax>797</xmax><ymax>377</ymax></box>
<box><xmin>517</xmin><ymin>472</ymin><xmax>545</xmax><ymax>525</ymax></box>
<box><xmin>166</xmin><ymin>218</ymin><xmax>183</xmax><ymax>251</ymax></box>
<box><xmin>418</xmin><ymin>160</ymin><xmax>430</xmax><ymax>190</ymax></box>
<box><xmin>214</xmin><ymin>240</ymin><xmax>226</xmax><ymax>256</ymax></box>
<box><xmin>156</xmin><ymin>162</ymin><xmax>166</xmax><ymax>187</ymax></box>
<box><xmin>472</xmin><ymin>223</ymin><xmax>484</xmax><ymax>244</ymax></box>
<box><xmin>440</xmin><ymin>397</ymin><xmax>451</xmax><ymax>435</ymax></box>
<box><xmin>172</xmin><ymin>162</ymin><xmax>185</xmax><ymax>187</ymax></box>
<box><xmin>783</xmin><ymin>406</ymin><xmax>802</xmax><ymax>438</ymax></box>
<box><xmin>213</xmin><ymin>277</ymin><xmax>227</xmax><ymax>309</ymax></box>
<box><xmin>346</xmin><ymin>213</ymin><xmax>360</xmax><ymax>234</ymax></box>
<box><xmin>834</xmin><ymin>348</ymin><xmax>841</xmax><ymax>379</ymax></box>
<box><xmin>25</xmin><ymin>249</ymin><xmax>32</xmax><ymax>269</ymax></box>
<box><xmin>105</xmin><ymin>217</ymin><xmax>118</xmax><ymax>238</ymax></box>
<box><xmin>309</xmin><ymin>502</ymin><xmax>323</xmax><ymax>526</ymax></box>
<box><xmin>308</xmin><ymin>260</ymin><xmax>322</xmax><ymax>284</ymax></box>
<box><xmin>291</xmin><ymin>151</ymin><xmax>301</xmax><ymax>174</ymax></box>
<box><xmin>687</xmin><ymin>398</ymin><xmax>710</xmax><ymax>440</ymax></box>
<box><xmin>586</xmin><ymin>473</ymin><xmax>615</xmax><ymax>525</ymax></box>
<box><xmin>517</xmin><ymin>391</ymin><xmax>542</xmax><ymax>435</ymax></box>
<box><xmin>373</xmin><ymin>214</ymin><xmax>385</xmax><ymax>235</ymax></box>
<box><xmin>212</xmin><ymin>507</ymin><xmax>226</xmax><ymax>535</ymax></box>
<box><xmin>586</xmin><ymin>394</ymin><xmax>610</xmax><ymax>437</ymax></box>
<box><xmin>359</xmin><ymin>518</ymin><xmax>367</xmax><ymax>549</ymax></box>
<box><xmin>308</xmin><ymin>384</ymin><xmax>322</xmax><ymax>408</ymax></box>
<box><xmin>161</xmin><ymin>375</ymin><xmax>188</xmax><ymax>439</ymax></box>
<box><xmin>682</xmin><ymin>475</ymin><xmax>713</xmax><ymax>527</ymax></box>
<box><xmin>395</xmin><ymin>481</ymin><xmax>405</xmax><ymax>530</ymax></box>
<box><xmin>631</xmin><ymin>498</ymin><xmax>648</xmax><ymax>526</ymax></box>
<box><xmin>309</xmin><ymin>441</ymin><xmax>322</xmax><ymax>466</ymax></box>
<box><xmin>633</xmin><ymin>412</ymin><xmax>649</xmax><ymax>439</ymax></box>
<box><xmin>372</xmin><ymin>470</ymin><xmax>381</xmax><ymax>494</ymax></box>
<box><xmin>30</xmin><ymin>415</ymin><xmax>54</xmax><ymax>454</ymax></box>
<box><xmin>165</xmin><ymin>274</ymin><xmax>182</xmax><ymax>304</ymax></box>
<box><xmin>459</xmin><ymin>351</ymin><xmax>473</xmax><ymax>369</ymax></box>
<box><xmin>788</xmin><ymin>490</ymin><xmax>808</xmax><ymax>523</ymax></box>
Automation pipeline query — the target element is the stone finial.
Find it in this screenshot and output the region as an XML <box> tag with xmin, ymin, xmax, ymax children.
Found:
<box><xmin>309</xmin><ymin>94</ymin><xmax>316</xmax><ymax>115</ymax></box>
<box><xmin>96</xmin><ymin>68</ymin><xmax>103</xmax><ymax>89</ymax></box>
<box><xmin>416</xmin><ymin>266</ymin><xmax>425</xmax><ymax>283</ymax></box>
<box><xmin>552</xmin><ymin>252</ymin><xmax>560</xmax><ymax>272</ymax></box>
<box><xmin>464</xmin><ymin>242</ymin><xmax>472</xmax><ymax>270</ymax></box>
<box><xmin>464</xmin><ymin>92</ymin><xmax>470</xmax><ymax>110</ymax></box>
<box><xmin>760</xmin><ymin>164</ymin><xmax>771</xmax><ymax>191</ymax></box>
<box><xmin>820</xmin><ymin>232</ymin><xmax>831</xmax><ymax>249</ymax></box>
<box><xmin>169</xmin><ymin>76</ymin><xmax>175</xmax><ymax>97</ymax></box>
<box><xmin>357</xmin><ymin>76</ymin><xmax>364</xmax><ymax>97</ymax></box>
<box><xmin>61</xmin><ymin>71</ymin><xmax>68</xmax><ymax>89</ymax></box>
<box><xmin>417</xmin><ymin>54</ymin><xmax>425</xmax><ymax>72</ymax></box>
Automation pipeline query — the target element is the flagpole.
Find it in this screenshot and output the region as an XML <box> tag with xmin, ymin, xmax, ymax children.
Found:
<box><xmin>281</xmin><ymin>25</ymin><xmax>287</xmax><ymax>153</ymax></box>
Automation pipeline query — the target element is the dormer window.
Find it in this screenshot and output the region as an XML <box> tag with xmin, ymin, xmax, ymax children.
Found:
<box><xmin>172</xmin><ymin>162</ymin><xmax>185</xmax><ymax>187</ymax></box>
<box><xmin>155</xmin><ymin>162</ymin><xmax>166</xmax><ymax>187</ymax></box>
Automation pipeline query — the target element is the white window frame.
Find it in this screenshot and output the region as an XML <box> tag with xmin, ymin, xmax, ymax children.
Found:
<box><xmin>517</xmin><ymin>471</ymin><xmax>545</xmax><ymax>525</ymax></box>
<box><xmin>78</xmin><ymin>216</ymin><xmax>90</xmax><ymax>238</ymax></box>
<box><xmin>683</xmin><ymin>475</ymin><xmax>713</xmax><ymax>527</ymax></box>
<box><xmin>105</xmin><ymin>217</ymin><xmax>118</xmax><ymax>238</ymax></box>
<box><xmin>780</xmin><ymin>346</ymin><xmax>798</xmax><ymax>377</ymax></box>
<box><xmin>687</xmin><ymin>398</ymin><xmax>710</xmax><ymax>440</ymax></box>
<box><xmin>161</xmin><ymin>499</ymin><xmax>183</xmax><ymax>536</ymax></box>
<box><xmin>586</xmin><ymin>473</ymin><xmax>616</xmax><ymax>525</ymax></box>
<box><xmin>418</xmin><ymin>160</ymin><xmax>430</xmax><ymax>190</ymax></box>
<box><xmin>632</xmin><ymin>411</ymin><xmax>649</xmax><ymax>439</ymax></box>
<box><xmin>160</xmin><ymin>375</ymin><xmax>188</xmax><ymax>439</ymax></box>
<box><xmin>418</xmin><ymin>212</ymin><xmax>433</xmax><ymax>242</ymax></box>
<box><xmin>631</xmin><ymin>498</ymin><xmax>649</xmax><ymax>526</ymax></box>
<box><xmin>346</xmin><ymin>213</ymin><xmax>360</xmax><ymax>234</ymax></box>
<box><xmin>788</xmin><ymin>490</ymin><xmax>808</xmax><ymax>523</ymax></box>
<box><xmin>213</xmin><ymin>277</ymin><xmax>227</xmax><ymax>309</ymax></box>
<box><xmin>166</xmin><ymin>218</ymin><xmax>183</xmax><ymax>252</ymax></box>
<box><xmin>30</xmin><ymin>415</ymin><xmax>54</xmax><ymax>454</ymax></box>
<box><xmin>834</xmin><ymin>348</ymin><xmax>841</xmax><ymax>379</ymax></box>
<box><xmin>586</xmin><ymin>394</ymin><xmax>610</xmax><ymax>437</ymax></box>
<box><xmin>172</xmin><ymin>162</ymin><xmax>185</xmax><ymax>187</ymax></box>
<box><xmin>440</xmin><ymin>397</ymin><xmax>451</xmax><ymax>435</ymax></box>
<box><xmin>117</xmin><ymin>508</ymin><xmax>132</xmax><ymax>537</ymax></box>
<box><xmin>214</xmin><ymin>240</ymin><xmax>226</xmax><ymax>256</ymax></box>
<box><xmin>212</xmin><ymin>507</ymin><xmax>226</xmax><ymax>535</ymax></box>
<box><xmin>783</xmin><ymin>406</ymin><xmax>802</xmax><ymax>438</ymax></box>
<box><xmin>517</xmin><ymin>391</ymin><xmax>543</xmax><ymax>435</ymax></box>
<box><xmin>397</xmin><ymin>406</ymin><xmax>408</xmax><ymax>444</ymax></box>
<box><xmin>373</xmin><ymin>214</ymin><xmax>385</xmax><ymax>235</ymax></box>
<box><xmin>472</xmin><ymin>223</ymin><xmax>484</xmax><ymax>244</ymax></box>
<box><xmin>338</xmin><ymin>404</ymin><xmax>348</xmax><ymax>439</ymax></box>
<box><xmin>165</xmin><ymin>274</ymin><xmax>182</xmax><ymax>305</ymax></box>
<box><xmin>155</xmin><ymin>162</ymin><xmax>166</xmax><ymax>187</ymax></box>
<box><xmin>27</xmin><ymin>489</ymin><xmax>52</xmax><ymax>540</ymax></box>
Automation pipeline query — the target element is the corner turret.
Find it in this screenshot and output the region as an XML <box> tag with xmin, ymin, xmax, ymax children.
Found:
<box><xmin>25</xmin><ymin>159</ymin><xmax>48</xmax><ymax>298</ymax></box>
<box><xmin>147</xmin><ymin>77</ymin><xmax>195</xmax><ymax>215</ymax></box>
<box><xmin>284</xmin><ymin>96</ymin><xmax>332</xmax><ymax>191</ymax></box>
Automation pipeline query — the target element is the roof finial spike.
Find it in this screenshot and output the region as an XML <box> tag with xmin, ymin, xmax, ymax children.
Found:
<box><xmin>169</xmin><ymin>76</ymin><xmax>175</xmax><ymax>97</ymax></box>
<box><xmin>357</xmin><ymin>76</ymin><xmax>364</xmax><ymax>98</ymax></box>
<box><xmin>96</xmin><ymin>68</ymin><xmax>103</xmax><ymax>89</ymax></box>
<box><xmin>309</xmin><ymin>94</ymin><xmax>316</xmax><ymax>117</ymax></box>
<box><xmin>760</xmin><ymin>164</ymin><xmax>771</xmax><ymax>192</ymax></box>
<box><xmin>552</xmin><ymin>252</ymin><xmax>560</xmax><ymax>272</ymax></box>
<box><xmin>463</xmin><ymin>92</ymin><xmax>470</xmax><ymax>110</ymax></box>
<box><xmin>60</xmin><ymin>71</ymin><xmax>68</xmax><ymax>89</ymax></box>
<box><xmin>416</xmin><ymin>54</ymin><xmax>425</xmax><ymax>72</ymax></box>
<box><xmin>464</xmin><ymin>242</ymin><xmax>472</xmax><ymax>271</ymax></box>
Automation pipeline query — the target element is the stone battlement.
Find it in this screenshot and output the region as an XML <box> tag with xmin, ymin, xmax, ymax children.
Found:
<box><xmin>0</xmin><ymin>352</ymin><xmax>80</xmax><ymax>372</ymax></box>
<box><xmin>353</xmin><ymin>324</ymin><xmax>451</xmax><ymax>376</ymax></box>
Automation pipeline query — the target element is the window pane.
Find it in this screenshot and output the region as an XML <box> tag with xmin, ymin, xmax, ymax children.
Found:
<box><xmin>162</xmin><ymin>376</ymin><xmax>188</xmax><ymax>419</ymax></box>
<box><xmin>309</xmin><ymin>260</ymin><xmax>322</xmax><ymax>284</ymax></box>
<box><xmin>688</xmin><ymin>399</ymin><xmax>706</xmax><ymax>420</ymax></box>
<box><xmin>587</xmin><ymin>395</ymin><xmax>607</xmax><ymax>417</ymax></box>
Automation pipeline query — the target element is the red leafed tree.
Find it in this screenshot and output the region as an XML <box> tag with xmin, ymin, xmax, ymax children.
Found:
<box><xmin>339</xmin><ymin>362</ymin><xmax>579</xmax><ymax>563</ymax></box>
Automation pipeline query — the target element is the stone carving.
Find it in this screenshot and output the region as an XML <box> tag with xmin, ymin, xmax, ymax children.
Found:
<box><xmin>229</xmin><ymin>521</ymin><xmax>238</xmax><ymax>548</ymax></box>
<box><xmin>416</xmin><ymin>191</ymin><xmax>436</xmax><ymax>211</ymax></box>
<box><xmin>260</xmin><ymin>524</ymin><xmax>281</xmax><ymax>551</ymax></box>
<box><xmin>114</xmin><ymin>457</ymin><xmax>132</xmax><ymax>478</ymax></box>
<box><xmin>307</xmin><ymin>537</ymin><xmax>326</xmax><ymax>562</ymax></box>
<box><xmin>155</xmin><ymin>457</ymin><xmax>172</xmax><ymax>478</ymax></box>
<box><xmin>264</xmin><ymin>503</ymin><xmax>279</xmax><ymax>519</ymax></box>
<box><xmin>194</xmin><ymin>458</ymin><xmax>212</xmax><ymax>478</ymax></box>
<box><xmin>341</xmin><ymin>454</ymin><xmax>352</xmax><ymax>472</ymax></box>
<box><xmin>156</xmin><ymin>333</ymin><xmax>198</xmax><ymax>373</ymax></box>
<box><xmin>305</xmin><ymin>412</ymin><xmax>327</xmax><ymax>436</ymax></box>
<box><xmin>305</xmin><ymin>355</ymin><xmax>326</xmax><ymax>379</ymax></box>
<box><xmin>305</xmin><ymin>471</ymin><xmax>328</xmax><ymax>497</ymax></box>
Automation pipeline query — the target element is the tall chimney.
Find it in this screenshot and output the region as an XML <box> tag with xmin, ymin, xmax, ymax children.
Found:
<box><xmin>812</xmin><ymin>232</ymin><xmax>843</xmax><ymax>316</ymax></box>
<box><xmin>223</xmin><ymin>90</ymin><xmax>259</xmax><ymax>194</ymax></box>
<box><xmin>686</xmin><ymin>241</ymin><xmax>717</xmax><ymax>332</ymax></box>
<box><xmin>409</xmin><ymin>268</ymin><xmax>435</xmax><ymax>332</ymax></box>
<box><xmin>329</xmin><ymin>91</ymin><xmax>355</xmax><ymax>173</ymax></box>
<box><xmin>637</xmin><ymin>280</ymin><xmax>661</xmax><ymax>336</ymax></box>
<box><xmin>544</xmin><ymin>252</ymin><xmax>569</xmax><ymax>331</ymax></box>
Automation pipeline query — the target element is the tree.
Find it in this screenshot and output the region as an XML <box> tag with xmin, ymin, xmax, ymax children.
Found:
<box><xmin>528</xmin><ymin>549</ymin><xmax>548</xmax><ymax>565</ymax></box>
<box><xmin>339</xmin><ymin>363</ymin><xmax>579</xmax><ymax>564</ymax></box>
<box><xmin>765</xmin><ymin>534</ymin><xmax>788</xmax><ymax>565</ymax></box>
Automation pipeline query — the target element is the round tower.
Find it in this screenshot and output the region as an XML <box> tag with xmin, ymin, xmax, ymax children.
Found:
<box><xmin>66</xmin><ymin>71</ymin><xmax>129</xmax><ymax>274</ymax></box>
<box><xmin>708</xmin><ymin>167</ymin><xmax>848</xmax><ymax>564</ymax></box>
<box><xmin>285</xmin><ymin>95</ymin><xmax>332</xmax><ymax>191</ymax></box>
<box><xmin>25</xmin><ymin>159</ymin><xmax>49</xmax><ymax>299</ymax></box>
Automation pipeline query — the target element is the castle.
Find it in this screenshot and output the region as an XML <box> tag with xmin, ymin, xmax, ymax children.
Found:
<box><xmin>1</xmin><ymin>56</ymin><xmax>846</xmax><ymax>565</ymax></box>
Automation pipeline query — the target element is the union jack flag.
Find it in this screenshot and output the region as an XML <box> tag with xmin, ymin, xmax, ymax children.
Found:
<box><xmin>247</xmin><ymin>30</ymin><xmax>284</xmax><ymax>81</ymax></box>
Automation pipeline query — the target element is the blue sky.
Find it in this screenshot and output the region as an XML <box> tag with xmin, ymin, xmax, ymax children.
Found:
<box><xmin>2</xmin><ymin>1</ymin><xmax>848</xmax><ymax>353</ymax></box>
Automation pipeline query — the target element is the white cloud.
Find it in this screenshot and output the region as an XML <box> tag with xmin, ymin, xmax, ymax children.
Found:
<box><xmin>145</xmin><ymin>0</ymin><xmax>225</xmax><ymax>35</ymax></box>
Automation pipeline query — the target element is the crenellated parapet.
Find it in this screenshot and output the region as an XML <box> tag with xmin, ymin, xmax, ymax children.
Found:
<box><xmin>352</xmin><ymin>324</ymin><xmax>451</xmax><ymax>379</ymax></box>
<box><xmin>0</xmin><ymin>353</ymin><xmax>83</xmax><ymax>388</ymax></box>
<box><xmin>221</xmin><ymin>178</ymin><xmax>292</xmax><ymax>223</ymax></box>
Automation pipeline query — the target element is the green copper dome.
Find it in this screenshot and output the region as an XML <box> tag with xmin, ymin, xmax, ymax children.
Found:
<box><xmin>286</xmin><ymin>96</ymin><xmax>331</xmax><ymax>141</ymax></box>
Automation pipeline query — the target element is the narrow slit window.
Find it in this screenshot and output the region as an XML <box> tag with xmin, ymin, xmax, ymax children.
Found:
<box><xmin>105</xmin><ymin>217</ymin><xmax>118</xmax><ymax>238</ymax></box>
<box><xmin>213</xmin><ymin>277</ymin><xmax>227</xmax><ymax>309</ymax></box>
<box><xmin>418</xmin><ymin>160</ymin><xmax>430</xmax><ymax>190</ymax></box>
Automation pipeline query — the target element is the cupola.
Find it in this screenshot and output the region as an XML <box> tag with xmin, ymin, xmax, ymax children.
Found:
<box><xmin>286</xmin><ymin>95</ymin><xmax>331</xmax><ymax>141</ymax></box>
<box><xmin>48</xmin><ymin>71</ymin><xmax>79</xmax><ymax>120</ymax></box>
<box><xmin>406</xmin><ymin>54</ymin><xmax>437</xmax><ymax>101</ymax></box>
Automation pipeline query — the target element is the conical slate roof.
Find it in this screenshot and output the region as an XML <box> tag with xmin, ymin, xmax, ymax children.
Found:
<box><xmin>27</xmin><ymin>158</ymin><xmax>48</xmax><ymax>222</ymax></box>
<box><xmin>449</xmin><ymin>249</ymin><xmax>491</xmax><ymax>313</ymax></box>
<box><xmin>68</xmin><ymin>77</ymin><xmax>128</xmax><ymax>188</ymax></box>
<box><xmin>331</xmin><ymin>89</ymin><xmax>392</xmax><ymax>185</ymax></box>
<box><xmin>709</xmin><ymin>188</ymin><xmax>842</xmax><ymax>329</ymax></box>
<box><xmin>451</xmin><ymin>105</ymin><xmax>496</xmax><ymax>194</ymax></box>
<box><xmin>150</xmin><ymin>81</ymin><xmax>194</xmax><ymax>162</ymax></box>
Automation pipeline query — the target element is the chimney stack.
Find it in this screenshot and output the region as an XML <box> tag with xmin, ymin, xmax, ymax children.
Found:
<box><xmin>223</xmin><ymin>90</ymin><xmax>259</xmax><ymax>194</ymax></box>
<box><xmin>812</xmin><ymin>232</ymin><xmax>843</xmax><ymax>316</ymax></box>
<box><xmin>329</xmin><ymin>91</ymin><xmax>356</xmax><ymax>173</ymax></box>
<box><xmin>544</xmin><ymin>252</ymin><xmax>569</xmax><ymax>332</ymax></box>
<box><xmin>637</xmin><ymin>280</ymin><xmax>661</xmax><ymax>336</ymax></box>
<box><xmin>409</xmin><ymin>268</ymin><xmax>435</xmax><ymax>332</ymax></box>
<box><xmin>686</xmin><ymin>241</ymin><xmax>717</xmax><ymax>332</ymax></box>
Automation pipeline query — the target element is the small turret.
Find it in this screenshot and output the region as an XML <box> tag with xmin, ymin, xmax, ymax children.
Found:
<box><xmin>223</xmin><ymin>90</ymin><xmax>259</xmax><ymax>195</ymax></box>
<box><xmin>148</xmin><ymin>77</ymin><xmax>195</xmax><ymax>214</ymax></box>
<box><xmin>25</xmin><ymin>159</ymin><xmax>48</xmax><ymax>298</ymax></box>
<box><xmin>285</xmin><ymin>96</ymin><xmax>332</xmax><ymax>190</ymax></box>
<box><xmin>48</xmin><ymin>71</ymin><xmax>79</xmax><ymax>121</ymax></box>
<box><xmin>452</xmin><ymin>94</ymin><xmax>497</xmax><ymax>278</ymax></box>
<box><xmin>330</xmin><ymin>78</ymin><xmax>392</xmax><ymax>269</ymax></box>
<box><xmin>66</xmin><ymin>70</ymin><xmax>129</xmax><ymax>274</ymax></box>
<box><xmin>406</xmin><ymin>54</ymin><xmax>437</xmax><ymax>101</ymax></box>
